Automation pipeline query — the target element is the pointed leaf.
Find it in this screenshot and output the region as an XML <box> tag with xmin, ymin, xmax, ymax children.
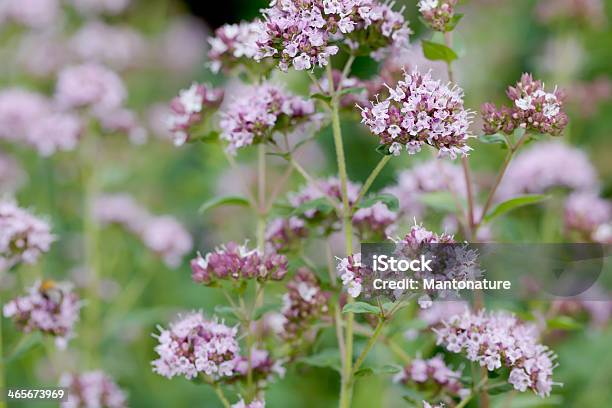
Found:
<box><xmin>199</xmin><ymin>196</ymin><xmax>251</xmax><ymax>214</ymax></box>
<box><xmin>342</xmin><ymin>302</ymin><xmax>380</xmax><ymax>314</ymax></box>
<box><xmin>422</xmin><ymin>40</ymin><xmax>458</xmax><ymax>63</ymax></box>
<box><xmin>483</xmin><ymin>194</ymin><xmax>548</xmax><ymax>224</ymax></box>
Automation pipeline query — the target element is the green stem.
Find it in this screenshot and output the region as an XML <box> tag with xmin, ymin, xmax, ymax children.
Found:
<box><xmin>353</xmin><ymin>155</ymin><xmax>392</xmax><ymax>208</ymax></box>
<box><xmin>213</xmin><ymin>384</ymin><xmax>231</xmax><ymax>408</ymax></box>
<box><xmin>327</xmin><ymin>63</ymin><xmax>355</xmax><ymax>408</ymax></box>
<box><xmin>350</xmin><ymin>319</ymin><xmax>384</xmax><ymax>377</ymax></box>
<box><xmin>289</xmin><ymin>158</ymin><xmax>341</xmax><ymax>210</ymax></box>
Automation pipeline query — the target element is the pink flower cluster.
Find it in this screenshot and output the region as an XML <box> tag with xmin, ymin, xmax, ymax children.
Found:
<box><xmin>400</xmin><ymin>223</ymin><xmax>455</xmax><ymax>247</ymax></box>
<box><xmin>0</xmin><ymin>0</ymin><xmax>59</xmax><ymax>29</ymax></box>
<box><xmin>564</xmin><ymin>192</ymin><xmax>610</xmax><ymax>238</ymax></box>
<box><xmin>496</xmin><ymin>141</ymin><xmax>598</xmax><ymax>201</ymax></box>
<box><xmin>232</xmin><ymin>399</ymin><xmax>265</xmax><ymax>408</ymax></box>
<box><xmin>70</xmin><ymin>21</ymin><xmax>147</xmax><ymax>71</ymax></box>
<box><xmin>393</xmin><ymin>355</ymin><xmax>469</xmax><ymax>399</ymax></box>
<box><xmin>93</xmin><ymin>194</ymin><xmax>192</xmax><ymax>268</ymax></box>
<box><xmin>167</xmin><ymin>82</ymin><xmax>224</xmax><ymax>146</ymax></box>
<box><xmin>289</xmin><ymin>176</ymin><xmax>359</xmax><ymax>223</ymax></box>
<box><xmin>3</xmin><ymin>280</ymin><xmax>81</xmax><ymax>348</ymax></box>
<box><xmin>535</xmin><ymin>0</ymin><xmax>606</xmax><ymax>28</ymax></box>
<box><xmin>190</xmin><ymin>242</ymin><xmax>288</xmax><ymax>285</ymax></box>
<box><xmin>353</xmin><ymin>202</ymin><xmax>397</xmax><ymax>240</ymax></box>
<box><xmin>265</xmin><ymin>216</ymin><xmax>309</xmax><ymax>253</ymax></box>
<box><xmin>208</xmin><ymin>21</ymin><xmax>265</xmax><ymax>74</ymax></box>
<box><xmin>418</xmin><ymin>0</ymin><xmax>459</xmax><ymax>32</ymax></box>
<box><xmin>219</xmin><ymin>83</ymin><xmax>318</xmax><ymax>154</ymax></box>
<box><xmin>482</xmin><ymin>73</ymin><xmax>568</xmax><ymax>137</ymax></box>
<box><xmin>0</xmin><ymin>200</ymin><xmax>54</xmax><ymax>270</ymax></box>
<box><xmin>60</xmin><ymin>371</ymin><xmax>127</xmax><ymax>408</ymax></box>
<box><xmin>256</xmin><ymin>0</ymin><xmax>410</xmax><ymax>71</ymax></box>
<box><xmin>0</xmin><ymin>151</ymin><xmax>25</xmax><ymax>193</ymax></box>
<box><xmin>434</xmin><ymin>309</ymin><xmax>558</xmax><ymax>397</ymax></box>
<box><xmin>230</xmin><ymin>348</ymin><xmax>285</xmax><ymax>383</ymax></box>
<box><xmin>337</xmin><ymin>253</ymin><xmax>365</xmax><ymax>298</ymax></box>
<box><xmin>385</xmin><ymin>160</ymin><xmax>468</xmax><ymax>217</ymax></box>
<box><xmin>68</xmin><ymin>0</ymin><xmax>131</xmax><ymax>16</ymax></box>
<box><xmin>358</xmin><ymin>68</ymin><xmax>472</xmax><ymax>159</ymax></box>
<box><xmin>152</xmin><ymin>312</ymin><xmax>239</xmax><ymax>380</ymax></box>
<box><xmin>280</xmin><ymin>268</ymin><xmax>329</xmax><ymax>342</ymax></box>
<box><xmin>55</xmin><ymin>63</ymin><xmax>126</xmax><ymax>111</ymax></box>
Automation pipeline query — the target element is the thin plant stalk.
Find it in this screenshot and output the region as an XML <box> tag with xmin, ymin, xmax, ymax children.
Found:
<box><xmin>354</xmin><ymin>155</ymin><xmax>392</xmax><ymax>208</ymax></box>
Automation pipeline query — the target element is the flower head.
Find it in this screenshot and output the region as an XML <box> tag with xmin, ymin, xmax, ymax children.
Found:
<box><xmin>257</xmin><ymin>0</ymin><xmax>411</xmax><ymax>71</ymax></box>
<box><xmin>337</xmin><ymin>253</ymin><xmax>366</xmax><ymax>298</ymax></box>
<box><xmin>208</xmin><ymin>21</ymin><xmax>266</xmax><ymax>74</ymax></box>
<box><xmin>141</xmin><ymin>216</ymin><xmax>192</xmax><ymax>268</ymax></box>
<box><xmin>55</xmin><ymin>63</ymin><xmax>126</xmax><ymax>111</ymax></box>
<box><xmin>152</xmin><ymin>312</ymin><xmax>239</xmax><ymax>380</ymax></box>
<box><xmin>496</xmin><ymin>141</ymin><xmax>598</xmax><ymax>201</ymax></box>
<box><xmin>167</xmin><ymin>82</ymin><xmax>224</xmax><ymax>146</ymax></box>
<box><xmin>92</xmin><ymin>193</ymin><xmax>150</xmax><ymax>234</ymax></box>
<box><xmin>482</xmin><ymin>73</ymin><xmax>568</xmax><ymax>137</ymax></box>
<box><xmin>359</xmin><ymin>68</ymin><xmax>473</xmax><ymax>159</ymax></box>
<box><xmin>3</xmin><ymin>280</ymin><xmax>81</xmax><ymax>348</ymax></box>
<box><xmin>0</xmin><ymin>0</ymin><xmax>59</xmax><ymax>29</ymax></box>
<box><xmin>435</xmin><ymin>309</ymin><xmax>558</xmax><ymax>397</ymax></box>
<box><xmin>265</xmin><ymin>216</ymin><xmax>309</xmax><ymax>253</ymax></box>
<box><xmin>0</xmin><ymin>200</ymin><xmax>54</xmax><ymax>269</ymax></box>
<box><xmin>191</xmin><ymin>242</ymin><xmax>288</xmax><ymax>285</ymax></box>
<box><xmin>394</xmin><ymin>355</ymin><xmax>469</xmax><ymax>399</ymax></box>
<box><xmin>280</xmin><ymin>268</ymin><xmax>329</xmax><ymax>342</ymax></box>
<box><xmin>25</xmin><ymin>112</ymin><xmax>82</xmax><ymax>156</ymax></box>
<box><xmin>418</xmin><ymin>0</ymin><xmax>459</xmax><ymax>32</ymax></box>
<box><xmin>352</xmin><ymin>202</ymin><xmax>397</xmax><ymax>240</ymax></box>
<box><xmin>219</xmin><ymin>83</ymin><xmax>318</xmax><ymax>154</ymax></box>
<box><xmin>564</xmin><ymin>192</ymin><xmax>610</xmax><ymax>237</ymax></box>
<box><xmin>60</xmin><ymin>371</ymin><xmax>127</xmax><ymax>408</ymax></box>
<box><xmin>0</xmin><ymin>89</ymin><xmax>51</xmax><ymax>142</ymax></box>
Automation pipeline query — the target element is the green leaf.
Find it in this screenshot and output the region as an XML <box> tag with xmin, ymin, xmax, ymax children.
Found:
<box><xmin>547</xmin><ymin>316</ymin><xmax>582</xmax><ymax>330</ymax></box>
<box><xmin>375</xmin><ymin>144</ymin><xmax>392</xmax><ymax>156</ymax></box>
<box><xmin>199</xmin><ymin>196</ymin><xmax>251</xmax><ymax>214</ymax></box>
<box><xmin>342</xmin><ymin>302</ymin><xmax>380</xmax><ymax>314</ymax></box>
<box><xmin>402</xmin><ymin>388</ymin><xmax>426</xmax><ymax>404</ymax></box>
<box><xmin>354</xmin><ymin>364</ymin><xmax>402</xmax><ymax>377</ymax></box>
<box><xmin>445</xmin><ymin>13</ymin><xmax>464</xmax><ymax>31</ymax></box>
<box><xmin>310</xmin><ymin>93</ymin><xmax>332</xmax><ymax>104</ymax></box>
<box><xmin>298</xmin><ymin>349</ymin><xmax>341</xmax><ymax>372</ymax></box>
<box><xmin>478</xmin><ymin>133</ymin><xmax>507</xmax><ymax>145</ymax></box>
<box><xmin>421</xmin><ymin>40</ymin><xmax>458</xmax><ymax>63</ymax></box>
<box><xmin>214</xmin><ymin>305</ymin><xmax>239</xmax><ymax>317</ymax></box>
<box><xmin>482</xmin><ymin>194</ymin><xmax>548</xmax><ymax>224</ymax></box>
<box><xmin>3</xmin><ymin>333</ymin><xmax>43</xmax><ymax>364</ymax></box>
<box><xmin>486</xmin><ymin>381</ymin><xmax>515</xmax><ymax>395</ymax></box>
<box><xmin>338</xmin><ymin>87</ymin><xmax>365</xmax><ymax>96</ymax></box>
<box><xmin>291</xmin><ymin>197</ymin><xmax>334</xmax><ymax>217</ymax></box>
<box><xmin>418</xmin><ymin>191</ymin><xmax>462</xmax><ymax>212</ymax></box>
<box><xmin>189</xmin><ymin>130</ymin><xmax>220</xmax><ymax>144</ymax></box>
<box><xmin>358</xmin><ymin>193</ymin><xmax>399</xmax><ymax>212</ymax></box>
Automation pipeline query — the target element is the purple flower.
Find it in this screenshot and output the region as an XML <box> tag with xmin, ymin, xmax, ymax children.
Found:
<box><xmin>60</xmin><ymin>371</ymin><xmax>127</xmax><ymax>408</ymax></box>
<box><xmin>219</xmin><ymin>83</ymin><xmax>318</xmax><ymax>154</ymax></box>
<box><xmin>393</xmin><ymin>355</ymin><xmax>469</xmax><ymax>399</ymax></box>
<box><xmin>26</xmin><ymin>112</ymin><xmax>83</xmax><ymax>156</ymax></box>
<box><xmin>141</xmin><ymin>216</ymin><xmax>193</xmax><ymax>268</ymax></box>
<box><xmin>434</xmin><ymin>309</ymin><xmax>558</xmax><ymax>397</ymax></box>
<box><xmin>17</xmin><ymin>33</ymin><xmax>70</xmax><ymax>78</ymax></box>
<box><xmin>191</xmin><ymin>242</ymin><xmax>288</xmax><ymax>285</ymax></box>
<box><xmin>92</xmin><ymin>193</ymin><xmax>150</xmax><ymax>234</ymax></box>
<box><xmin>280</xmin><ymin>268</ymin><xmax>329</xmax><ymax>342</ymax></box>
<box><xmin>564</xmin><ymin>192</ymin><xmax>610</xmax><ymax>237</ymax></box>
<box><xmin>95</xmin><ymin>107</ymin><xmax>148</xmax><ymax>145</ymax></box>
<box><xmin>230</xmin><ymin>347</ymin><xmax>285</xmax><ymax>383</ymax></box>
<box><xmin>70</xmin><ymin>21</ymin><xmax>147</xmax><ymax>71</ymax></box>
<box><xmin>337</xmin><ymin>253</ymin><xmax>365</xmax><ymax>298</ymax></box>
<box><xmin>384</xmin><ymin>160</ymin><xmax>469</xmax><ymax>218</ymax></box>
<box><xmin>0</xmin><ymin>89</ymin><xmax>51</xmax><ymax>142</ymax></box>
<box><xmin>358</xmin><ymin>69</ymin><xmax>473</xmax><ymax>159</ymax></box>
<box><xmin>418</xmin><ymin>0</ymin><xmax>459</xmax><ymax>32</ymax></box>
<box><xmin>0</xmin><ymin>151</ymin><xmax>26</xmax><ymax>194</ymax></box>
<box><xmin>208</xmin><ymin>21</ymin><xmax>266</xmax><ymax>74</ymax></box>
<box><xmin>496</xmin><ymin>141</ymin><xmax>598</xmax><ymax>201</ymax></box>
<box><xmin>167</xmin><ymin>82</ymin><xmax>224</xmax><ymax>146</ymax></box>
<box><xmin>352</xmin><ymin>202</ymin><xmax>397</xmax><ymax>240</ymax></box>
<box><xmin>3</xmin><ymin>280</ymin><xmax>81</xmax><ymax>348</ymax></box>
<box><xmin>68</xmin><ymin>0</ymin><xmax>131</xmax><ymax>16</ymax></box>
<box><xmin>55</xmin><ymin>63</ymin><xmax>126</xmax><ymax>111</ymax></box>
<box><xmin>482</xmin><ymin>73</ymin><xmax>568</xmax><ymax>137</ymax></box>
<box><xmin>0</xmin><ymin>0</ymin><xmax>59</xmax><ymax>29</ymax></box>
<box><xmin>265</xmin><ymin>217</ymin><xmax>309</xmax><ymax>253</ymax></box>
<box><xmin>256</xmin><ymin>0</ymin><xmax>411</xmax><ymax>71</ymax></box>
<box><xmin>232</xmin><ymin>399</ymin><xmax>265</xmax><ymax>408</ymax></box>
<box><xmin>152</xmin><ymin>312</ymin><xmax>239</xmax><ymax>380</ymax></box>
<box><xmin>535</xmin><ymin>0</ymin><xmax>606</xmax><ymax>28</ymax></box>
<box><xmin>0</xmin><ymin>200</ymin><xmax>54</xmax><ymax>269</ymax></box>
<box><xmin>158</xmin><ymin>17</ymin><xmax>207</xmax><ymax>73</ymax></box>
<box><xmin>289</xmin><ymin>177</ymin><xmax>360</xmax><ymax>219</ymax></box>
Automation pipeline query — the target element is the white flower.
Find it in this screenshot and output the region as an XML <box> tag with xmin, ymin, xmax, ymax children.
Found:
<box><xmin>418</xmin><ymin>0</ymin><xmax>439</xmax><ymax>12</ymax></box>
<box><xmin>515</xmin><ymin>96</ymin><xmax>534</xmax><ymax>110</ymax></box>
